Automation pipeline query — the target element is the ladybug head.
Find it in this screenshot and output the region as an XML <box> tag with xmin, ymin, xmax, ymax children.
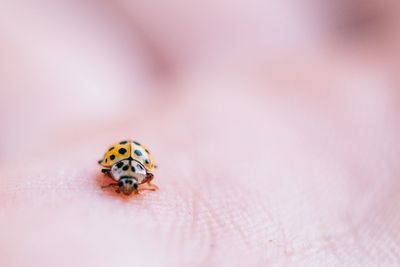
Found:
<box><xmin>118</xmin><ymin>177</ymin><xmax>138</xmax><ymax>195</ymax></box>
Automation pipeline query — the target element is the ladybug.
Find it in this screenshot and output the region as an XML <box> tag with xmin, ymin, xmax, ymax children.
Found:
<box><xmin>98</xmin><ymin>140</ymin><xmax>157</xmax><ymax>195</ymax></box>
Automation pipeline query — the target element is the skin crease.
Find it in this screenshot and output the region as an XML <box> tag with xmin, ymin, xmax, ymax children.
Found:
<box><xmin>1</xmin><ymin>1</ymin><xmax>400</xmax><ymax>266</ymax></box>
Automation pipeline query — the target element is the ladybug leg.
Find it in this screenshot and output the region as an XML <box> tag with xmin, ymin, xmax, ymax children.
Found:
<box><xmin>138</xmin><ymin>185</ymin><xmax>157</xmax><ymax>192</ymax></box>
<box><xmin>101</xmin><ymin>182</ymin><xmax>118</xmax><ymax>190</ymax></box>
<box><xmin>101</xmin><ymin>168</ymin><xmax>112</xmax><ymax>177</ymax></box>
<box><xmin>139</xmin><ymin>173</ymin><xmax>158</xmax><ymax>192</ymax></box>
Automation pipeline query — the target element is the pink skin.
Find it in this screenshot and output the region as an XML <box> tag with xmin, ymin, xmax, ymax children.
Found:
<box><xmin>1</xmin><ymin>1</ymin><xmax>400</xmax><ymax>266</ymax></box>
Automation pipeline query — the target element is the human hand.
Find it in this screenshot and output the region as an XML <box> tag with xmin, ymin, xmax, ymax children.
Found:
<box><xmin>1</xmin><ymin>1</ymin><xmax>399</xmax><ymax>266</ymax></box>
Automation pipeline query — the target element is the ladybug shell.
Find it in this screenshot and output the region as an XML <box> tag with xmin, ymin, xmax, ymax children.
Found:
<box><xmin>99</xmin><ymin>140</ymin><xmax>154</xmax><ymax>172</ymax></box>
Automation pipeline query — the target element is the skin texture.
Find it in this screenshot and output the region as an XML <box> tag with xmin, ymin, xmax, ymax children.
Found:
<box><xmin>1</xmin><ymin>1</ymin><xmax>400</xmax><ymax>266</ymax></box>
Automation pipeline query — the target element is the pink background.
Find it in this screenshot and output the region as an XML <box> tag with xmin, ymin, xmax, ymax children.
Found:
<box><xmin>0</xmin><ymin>0</ymin><xmax>400</xmax><ymax>266</ymax></box>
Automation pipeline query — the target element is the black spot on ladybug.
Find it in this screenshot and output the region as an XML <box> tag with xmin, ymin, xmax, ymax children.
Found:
<box><xmin>133</xmin><ymin>183</ymin><xmax>138</xmax><ymax>189</ymax></box>
<box><xmin>119</xmin><ymin>141</ymin><xmax>128</xmax><ymax>144</ymax></box>
<box><xmin>118</xmin><ymin>181</ymin><xmax>123</xmax><ymax>187</ymax></box>
<box><xmin>108</xmin><ymin>146</ymin><xmax>114</xmax><ymax>151</ymax></box>
<box><xmin>116</xmin><ymin>162</ymin><xmax>124</xmax><ymax>168</ymax></box>
<box><xmin>144</xmin><ymin>159</ymin><xmax>150</xmax><ymax>164</ymax></box>
<box><xmin>131</xmin><ymin>166</ymin><xmax>136</xmax><ymax>172</ymax></box>
<box><xmin>137</xmin><ymin>164</ymin><xmax>143</xmax><ymax>170</ymax></box>
<box><xmin>118</xmin><ymin>148</ymin><xmax>127</xmax><ymax>155</ymax></box>
<box><xmin>122</xmin><ymin>165</ymin><xmax>129</xmax><ymax>171</ymax></box>
<box><xmin>133</xmin><ymin>141</ymin><xmax>141</xmax><ymax>146</ymax></box>
<box><xmin>134</xmin><ymin>150</ymin><xmax>142</xmax><ymax>156</ymax></box>
<box><xmin>110</xmin><ymin>155</ymin><xmax>115</xmax><ymax>160</ymax></box>
<box><xmin>105</xmin><ymin>158</ymin><xmax>108</xmax><ymax>163</ymax></box>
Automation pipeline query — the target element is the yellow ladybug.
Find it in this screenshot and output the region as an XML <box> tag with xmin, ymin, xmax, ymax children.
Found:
<box><xmin>99</xmin><ymin>140</ymin><xmax>157</xmax><ymax>195</ymax></box>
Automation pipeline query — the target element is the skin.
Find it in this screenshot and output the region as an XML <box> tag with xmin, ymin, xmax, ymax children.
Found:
<box><xmin>1</xmin><ymin>0</ymin><xmax>400</xmax><ymax>266</ymax></box>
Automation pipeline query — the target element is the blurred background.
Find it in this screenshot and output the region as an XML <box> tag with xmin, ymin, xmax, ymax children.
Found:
<box><xmin>1</xmin><ymin>0</ymin><xmax>399</xmax><ymax>161</ymax></box>
<box><xmin>1</xmin><ymin>0</ymin><xmax>400</xmax><ymax>266</ymax></box>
